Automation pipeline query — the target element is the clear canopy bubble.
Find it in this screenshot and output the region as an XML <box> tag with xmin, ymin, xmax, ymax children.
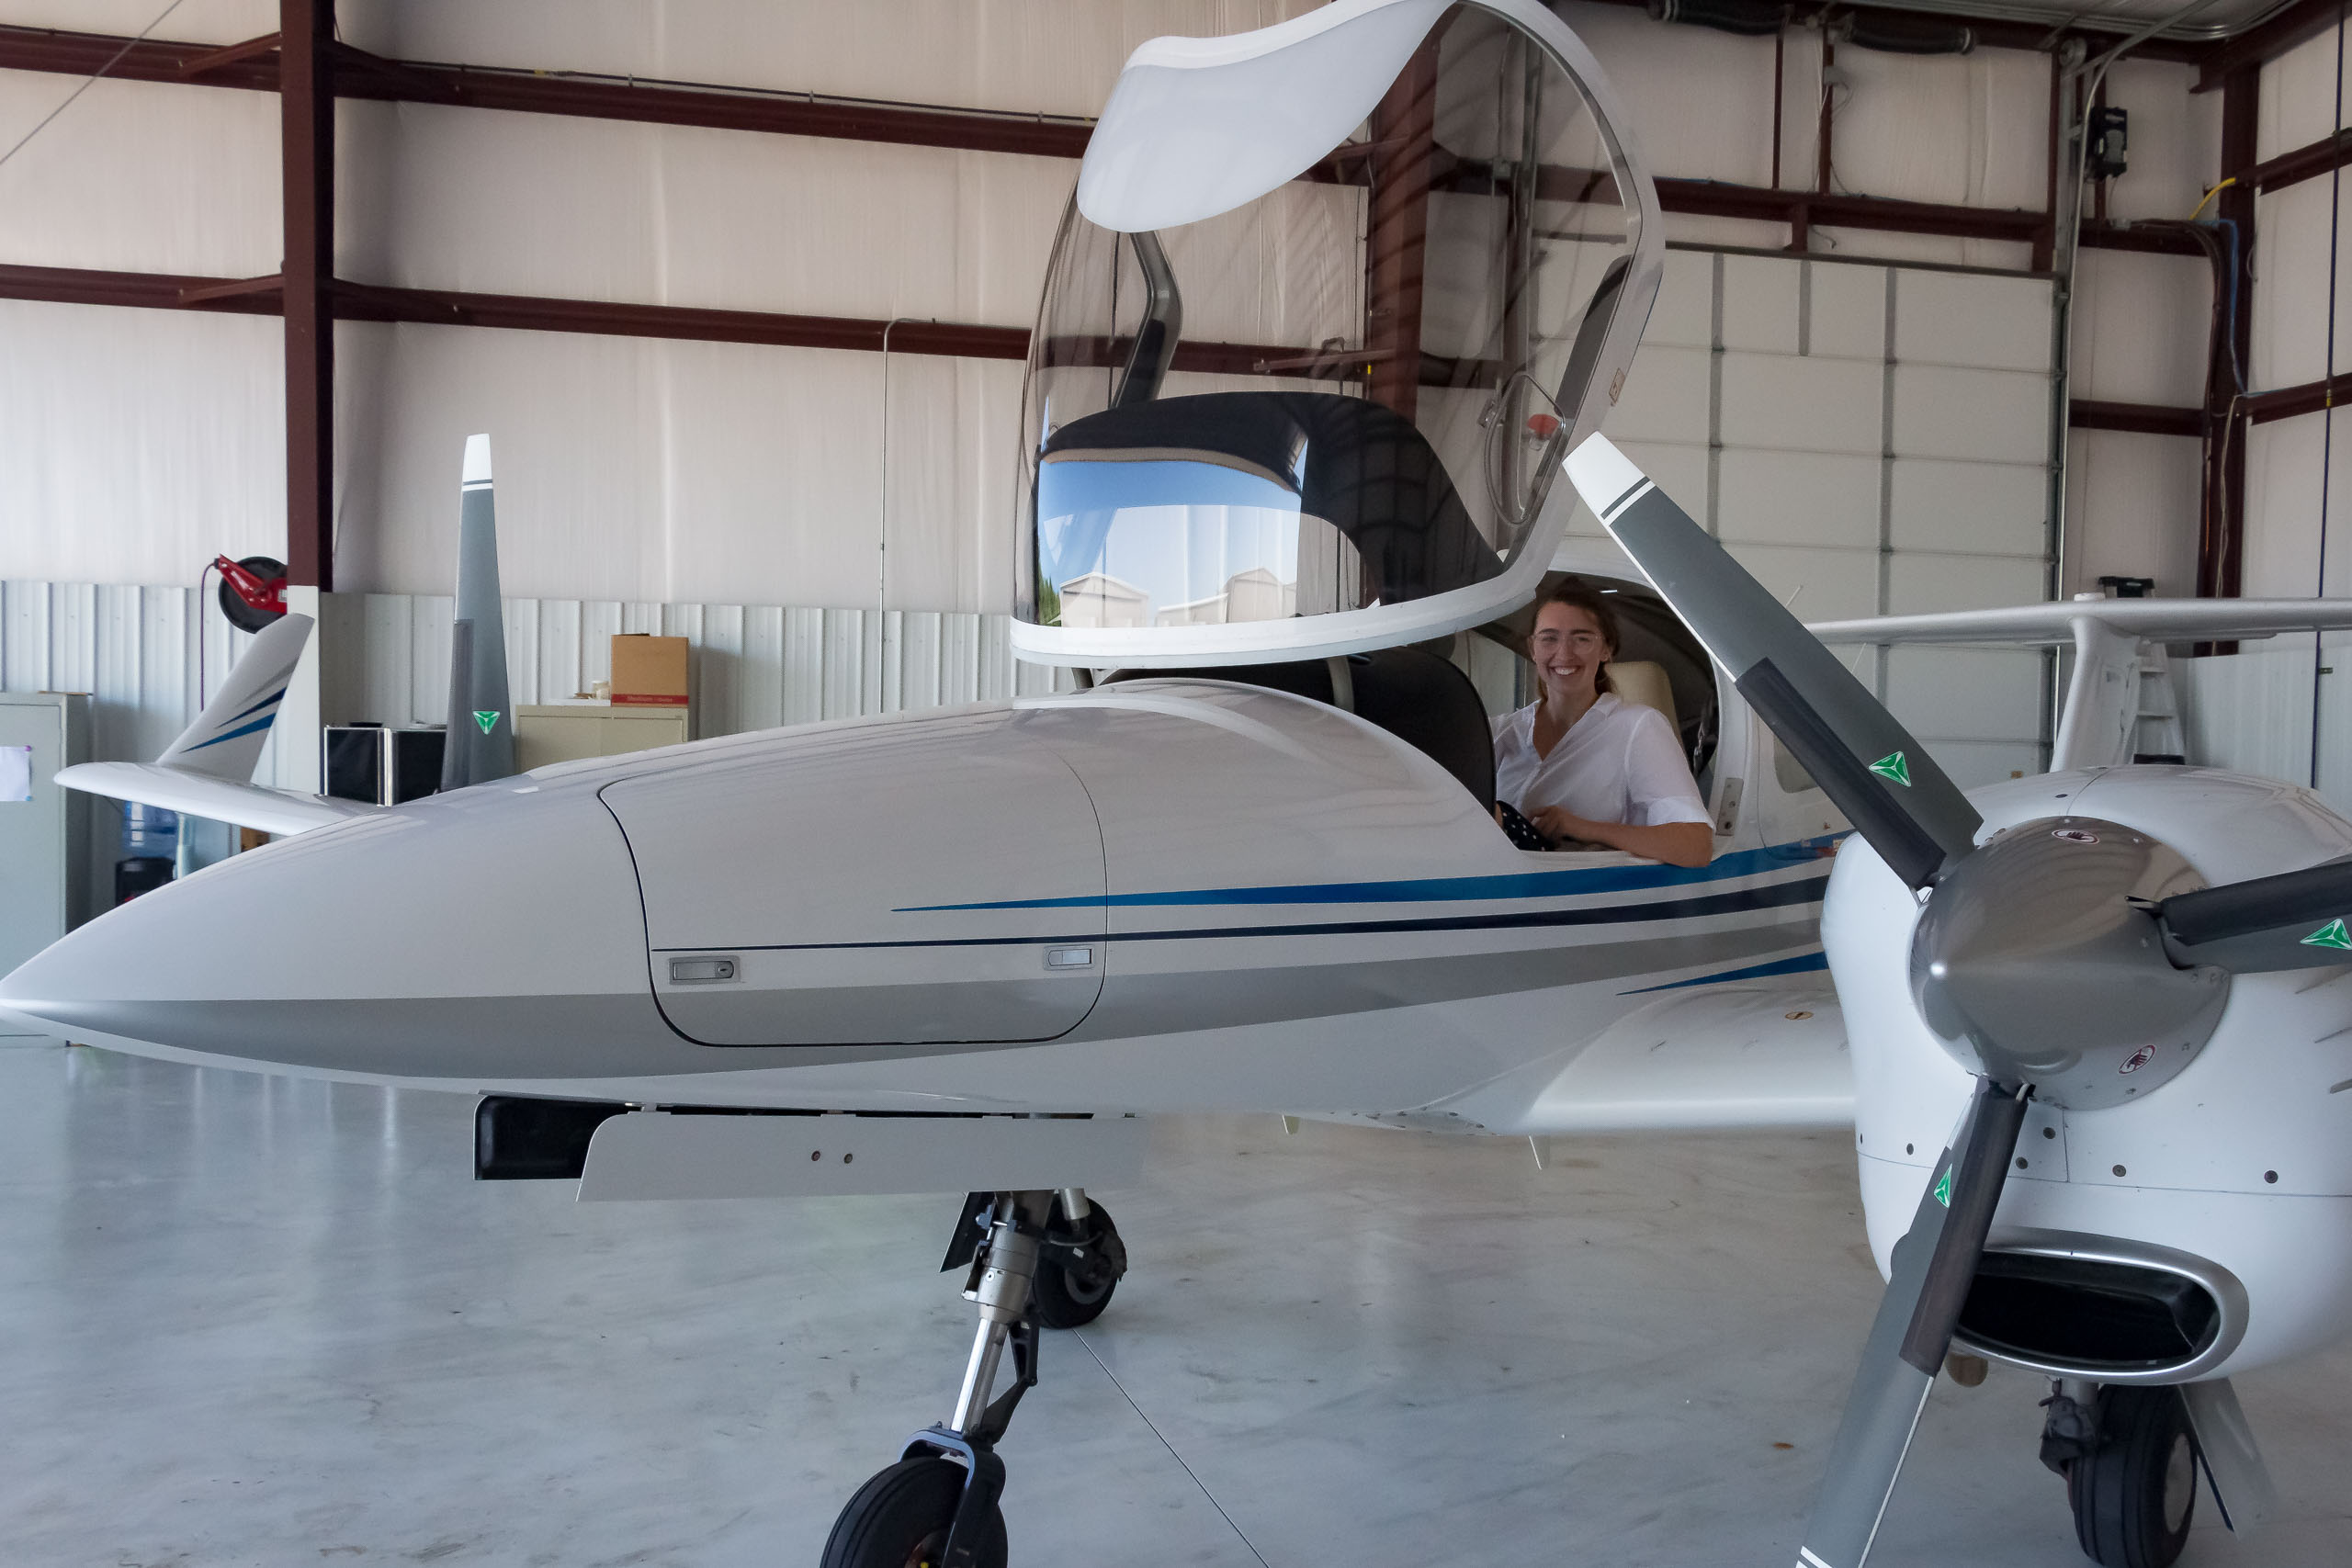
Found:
<box><xmin>1012</xmin><ymin>0</ymin><xmax>1660</xmax><ymax>667</ymax></box>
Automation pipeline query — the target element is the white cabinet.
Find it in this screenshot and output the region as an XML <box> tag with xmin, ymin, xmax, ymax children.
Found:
<box><xmin>0</xmin><ymin>692</ymin><xmax>89</xmax><ymax>994</ymax></box>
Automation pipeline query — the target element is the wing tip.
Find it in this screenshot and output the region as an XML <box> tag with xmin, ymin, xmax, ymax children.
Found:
<box><xmin>462</xmin><ymin>433</ymin><xmax>492</xmax><ymax>486</ymax></box>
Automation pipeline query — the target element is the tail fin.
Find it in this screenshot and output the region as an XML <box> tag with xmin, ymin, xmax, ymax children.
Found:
<box><xmin>57</xmin><ymin>606</ymin><xmax>369</xmax><ymax>836</ymax></box>
<box><xmin>156</xmin><ymin>611</ymin><xmax>314</xmax><ymax>780</ymax></box>
<box><xmin>441</xmin><ymin>433</ymin><xmax>518</xmax><ymax>790</ymax></box>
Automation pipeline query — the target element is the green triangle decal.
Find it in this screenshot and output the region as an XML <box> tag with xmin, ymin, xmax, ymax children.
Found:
<box><xmin>1868</xmin><ymin>750</ymin><xmax>1913</xmax><ymax>787</ymax></box>
<box><xmin>2301</xmin><ymin>918</ymin><xmax>2352</xmax><ymax>951</ymax></box>
<box><xmin>473</xmin><ymin>710</ymin><xmax>501</xmax><ymax>735</ymax></box>
<box><xmin>1932</xmin><ymin>1168</ymin><xmax>1952</xmax><ymax>1208</ymax></box>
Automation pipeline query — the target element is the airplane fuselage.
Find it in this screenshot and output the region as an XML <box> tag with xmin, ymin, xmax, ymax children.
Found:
<box><xmin>3</xmin><ymin>679</ymin><xmax>1832</xmax><ymax>1118</ymax></box>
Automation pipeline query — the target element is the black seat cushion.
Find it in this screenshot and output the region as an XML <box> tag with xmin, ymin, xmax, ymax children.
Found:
<box><xmin>1347</xmin><ymin>647</ymin><xmax>1496</xmax><ymax>813</ymax></box>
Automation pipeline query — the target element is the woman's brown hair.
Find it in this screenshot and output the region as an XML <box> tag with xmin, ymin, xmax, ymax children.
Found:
<box><xmin>1537</xmin><ymin>578</ymin><xmax>1622</xmax><ymax>694</ymax></box>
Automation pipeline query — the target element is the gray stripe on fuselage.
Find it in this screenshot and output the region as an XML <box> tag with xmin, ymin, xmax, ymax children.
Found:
<box><xmin>28</xmin><ymin>922</ymin><xmax>1822</xmax><ymax>1077</ymax></box>
<box><xmin>1069</xmin><ymin>920</ymin><xmax>1819</xmax><ymax>1040</ymax></box>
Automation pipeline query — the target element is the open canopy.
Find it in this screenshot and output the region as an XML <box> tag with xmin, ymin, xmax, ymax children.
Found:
<box><xmin>1012</xmin><ymin>0</ymin><xmax>1663</xmax><ymax>668</ymax></box>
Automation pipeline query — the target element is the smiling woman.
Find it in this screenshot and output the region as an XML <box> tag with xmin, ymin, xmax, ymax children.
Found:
<box><xmin>1492</xmin><ymin>578</ymin><xmax>1713</xmax><ymax>865</ymax></box>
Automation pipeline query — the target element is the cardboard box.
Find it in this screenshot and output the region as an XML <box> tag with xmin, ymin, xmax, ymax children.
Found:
<box><xmin>610</xmin><ymin>634</ymin><xmax>689</xmax><ymax>707</ymax></box>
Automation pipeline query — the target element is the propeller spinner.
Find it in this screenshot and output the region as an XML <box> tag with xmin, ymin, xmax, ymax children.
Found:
<box><xmin>1563</xmin><ymin>434</ymin><xmax>2352</xmax><ymax>1568</ymax></box>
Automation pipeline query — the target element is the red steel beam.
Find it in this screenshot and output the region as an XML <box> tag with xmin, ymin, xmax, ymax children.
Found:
<box><xmin>327</xmin><ymin>46</ymin><xmax>1096</xmax><ymax>160</ymax></box>
<box><xmin>2069</xmin><ymin>399</ymin><xmax>2204</xmax><ymax>436</ymax></box>
<box><xmin>0</xmin><ymin>24</ymin><xmax>282</xmax><ymax>88</ymax></box>
<box><xmin>331</xmin><ymin>282</ymin><xmax>1035</xmax><ymax>359</ymax></box>
<box><xmin>0</xmin><ymin>22</ymin><xmax>2212</xmax><ymax>259</ymax></box>
<box><xmin>280</xmin><ymin>0</ymin><xmax>334</xmax><ymax>592</ymax></box>
<box><xmin>2245</xmin><ymin>371</ymin><xmax>2352</xmax><ymax>423</ymax></box>
<box><xmin>0</xmin><ymin>263</ymin><xmax>1349</xmax><ymax>377</ymax></box>
<box><xmin>0</xmin><ymin>25</ymin><xmax>1094</xmax><ymax>160</ymax></box>
<box><xmin>1575</xmin><ymin>0</ymin><xmax>2211</xmax><ymax>62</ymax></box>
<box><xmin>1363</xmin><ymin>38</ymin><xmax>1439</xmax><ymax>421</ymax></box>
<box><xmin>2241</xmin><ymin>126</ymin><xmax>2352</xmax><ymax>193</ymax></box>
<box><xmin>0</xmin><ymin>262</ymin><xmax>281</xmax><ymax>314</ymax></box>
<box><xmin>2199</xmin><ymin>66</ymin><xmax>2260</xmax><ymax>629</ymax></box>
<box><xmin>2198</xmin><ymin>0</ymin><xmax>2347</xmax><ymax>89</ymax></box>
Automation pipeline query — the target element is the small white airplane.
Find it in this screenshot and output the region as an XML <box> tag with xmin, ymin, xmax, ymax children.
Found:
<box><xmin>8</xmin><ymin>4</ymin><xmax>2352</xmax><ymax>1567</ymax></box>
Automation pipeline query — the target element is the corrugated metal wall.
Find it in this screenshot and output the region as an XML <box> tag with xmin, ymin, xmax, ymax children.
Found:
<box><xmin>4</xmin><ymin>581</ymin><xmax>1082</xmax><ymax>767</ymax></box>
<box><xmin>19</xmin><ymin>577</ymin><xmax>2352</xmax><ymax>848</ymax></box>
<box><xmin>2175</xmin><ymin>640</ymin><xmax>2352</xmax><ymax>807</ymax></box>
<box><xmin>315</xmin><ymin>592</ymin><xmax>1079</xmax><ymax>736</ymax></box>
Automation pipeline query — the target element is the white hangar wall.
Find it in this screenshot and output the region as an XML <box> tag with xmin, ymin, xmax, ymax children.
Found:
<box><xmin>2169</xmin><ymin>25</ymin><xmax>2352</xmax><ymax>802</ymax></box>
<box><xmin>3</xmin><ymin>0</ymin><xmax>2288</xmax><ymax>806</ymax></box>
<box><xmin>4</xmin><ymin>0</ymin><xmax>2208</xmax><ymax>612</ymax></box>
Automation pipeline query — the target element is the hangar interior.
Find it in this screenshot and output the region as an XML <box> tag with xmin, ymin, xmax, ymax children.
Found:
<box><xmin>6</xmin><ymin>0</ymin><xmax>2352</xmax><ymax>1564</ymax></box>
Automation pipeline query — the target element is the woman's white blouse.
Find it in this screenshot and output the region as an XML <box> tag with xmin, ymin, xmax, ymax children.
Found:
<box><xmin>1490</xmin><ymin>693</ymin><xmax>1710</xmax><ymax>828</ymax></box>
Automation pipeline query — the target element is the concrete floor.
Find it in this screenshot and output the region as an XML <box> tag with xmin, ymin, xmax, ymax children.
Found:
<box><xmin>1</xmin><ymin>1043</ymin><xmax>2346</xmax><ymax>1568</ymax></box>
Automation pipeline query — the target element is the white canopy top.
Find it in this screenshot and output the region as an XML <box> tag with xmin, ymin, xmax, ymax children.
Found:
<box><xmin>1076</xmin><ymin>0</ymin><xmax>1451</xmax><ymax>234</ymax></box>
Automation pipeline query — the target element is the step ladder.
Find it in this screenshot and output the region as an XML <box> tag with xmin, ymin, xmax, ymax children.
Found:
<box><xmin>2131</xmin><ymin>641</ymin><xmax>2188</xmax><ymax>765</ymax></box>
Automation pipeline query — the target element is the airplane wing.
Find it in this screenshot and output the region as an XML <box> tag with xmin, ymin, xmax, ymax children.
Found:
<box><xmin>1440</xmin><ymin>975</ymin><xmax>1850</xmax><ymax>1135</ymax></box>
<box><xmin>1806</xmin><ymin>596</ymin><xmax>2352</xmax><ymax>645</ymax></box>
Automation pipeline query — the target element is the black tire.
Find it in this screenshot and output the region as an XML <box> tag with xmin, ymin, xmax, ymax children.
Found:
<box><xmin>1029</xmin><ymin>1197</ymin><xmax>1122</xmax><ymax>1330</ymax></box>
<box><xmin>819</xmin><ymin>1456</ymin><xmax>1007</xmax><ymax>1568</ymax></box>
<box><xmin>2067</xmin><ymin>1385</ymin><xmax>2198</xmax><ymax>1568</ymax></box>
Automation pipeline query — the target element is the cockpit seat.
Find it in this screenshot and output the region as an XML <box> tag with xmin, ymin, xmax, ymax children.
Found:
<box><xmin>1103</xmin><ymin>649</ymin><xmax>1496</xmax><ymax>813</ymax></box>
<box><xmin>1345</xmin><ymin>648</ymin><xmax>1497</xmax><ymax>815</ymax></box>
<box><xmin>1607</xmin><ymin>659</ymin><xmax>1679</xmax><ymax>731</ymax></box>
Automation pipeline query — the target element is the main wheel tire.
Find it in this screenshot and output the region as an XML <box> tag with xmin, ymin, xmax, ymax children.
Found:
<box><xmin>2067</xmin><ymin>1385</ymin><xmax>2198</xmax><ymax>1568</ymax></box>
<box><xmin>819</xmin><ymin>1457</ymin><xmax>1007</xmax><ymax>1568</ymax></box>
<box><xmin>1029</xmin><ymin>1198</ymin><xmax>1122</xmax><ymax>1330</ymax></box>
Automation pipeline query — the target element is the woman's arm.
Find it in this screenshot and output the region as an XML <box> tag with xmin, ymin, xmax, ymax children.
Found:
<box><xmin>1526</xmin><ymin>807</ymin><xmax>1713</xmax><ymax>867</ymax></box>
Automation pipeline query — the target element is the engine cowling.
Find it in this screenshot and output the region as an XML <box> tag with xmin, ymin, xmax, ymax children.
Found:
<box><xmin>1824</xmin><ymin>763</ymin><xmax>2352</xmax><ymax>1382</ymax></box>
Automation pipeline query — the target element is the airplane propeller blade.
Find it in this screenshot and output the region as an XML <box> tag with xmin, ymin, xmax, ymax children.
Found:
<box><xmin>1563</xmin><ymin>435</ymin><xmax>1979</xmax><ymax>890</ymax></box>
<box><xmin>1792</xmin><ymin>1079</ymin><xmax>2029</xmax><ymax>1568</ymax></box>
<box><xmin>441</xmin><ymin>434</ymin><xmax>519</xmax><ymax>792</ymax></box>
<box><xmin>2156</xmin><ymin>855</ymin><xmax>2352</xmax><ymax>972</ymax></box>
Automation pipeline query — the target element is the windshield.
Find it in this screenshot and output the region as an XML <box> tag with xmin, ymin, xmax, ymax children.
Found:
<box><xmin>1013</xmin><ymin>1</ymin><xmax>1657</xmax><ymax>665</ymax></box>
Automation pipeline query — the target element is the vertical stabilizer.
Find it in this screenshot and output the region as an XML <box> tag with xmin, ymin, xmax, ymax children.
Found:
<box><xmin>156</xmin><ymin>612</ymin><xmax>314</xmax><ymax>781</ymax></box>
<box><xmin>441</xmin><ymin>434</ymin><xmax>518</xmax><ymax>790</ymax></box>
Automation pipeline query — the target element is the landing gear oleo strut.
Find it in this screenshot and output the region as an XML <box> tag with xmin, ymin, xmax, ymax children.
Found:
<box><xmin>819</xmin><ymin>1189</ymin><xmax>1125</xmax><ymax>1568</ymax></box>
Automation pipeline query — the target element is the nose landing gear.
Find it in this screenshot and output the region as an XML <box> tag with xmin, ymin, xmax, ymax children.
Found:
<box><xmin>821</xmin><ymin>1188</ymin><xmax>1126</xmax><ymax>1568</ymax></box>
<box><xmin>2044</xmin><ymin>1382</ymin><xmax>2199</xmax><ymax>1568</ymax></box>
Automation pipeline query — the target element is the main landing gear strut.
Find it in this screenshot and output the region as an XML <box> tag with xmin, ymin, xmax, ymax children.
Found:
<box><xmin>820</xmin><ymin>1189</ymin><xmax>1126</xmax><ymax>1568</ymax></box>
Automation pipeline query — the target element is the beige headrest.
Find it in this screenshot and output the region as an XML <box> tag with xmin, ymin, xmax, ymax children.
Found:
<box><xmin>1609</xmin><ymin>660</ymin><xmax>1678</xmax><ymax>731</ymax></box>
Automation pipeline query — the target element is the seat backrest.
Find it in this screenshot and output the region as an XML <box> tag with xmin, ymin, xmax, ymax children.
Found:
<box><xmin>1347</xmin><ymin>647</ymin><xmax>1497</xmax><ymax>813</ymax></box>
<box><xmin>1609</xmin><ymin>659</ymin><xmax>1678</xmax><ymax>732</ymax></box>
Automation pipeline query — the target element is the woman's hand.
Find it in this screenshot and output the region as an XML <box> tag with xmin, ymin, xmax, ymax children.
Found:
<box><xmin>1530</xmin><ymin>807</ymin><xmax>1713</xmax><ymax>868</ymax></box>
<box><xmin>1527</xmin><ymin>805</ymin><xmax>1603</xmax><ymax>846</ymax></box>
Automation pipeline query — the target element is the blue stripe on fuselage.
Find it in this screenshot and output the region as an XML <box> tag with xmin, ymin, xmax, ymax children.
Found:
<box><xmin>1617</xmin><ymin>949</ymin><xmax>1832</xmax><ymax>995</ymax></box>
<box><xmin>894</xmin><ymin>834</ymin><xmax>1848</xmax><ymax>913</ymax></box>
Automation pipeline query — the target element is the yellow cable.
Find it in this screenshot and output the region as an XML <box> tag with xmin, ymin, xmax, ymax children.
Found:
<box><xmin>2188</xmin><ymin>175</ymin><xmax>2238</xmax><ymax>223</ymax></box>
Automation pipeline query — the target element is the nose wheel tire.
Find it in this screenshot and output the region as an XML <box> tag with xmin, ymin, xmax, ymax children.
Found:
<box><xmin>2067</xmin><ymin>1385</ymin><xmax>2197</xmax><ymax>1568</ymax></box>
<box><xmin>1029</xmin><ymin>1197</ymin><xmax>1123</xmax><ymax>1330</ymax></box>
<box><xmin>820</xmin><ymin>1457</ymin><xmax>1008</xmax><ymax>1568</ymax></box>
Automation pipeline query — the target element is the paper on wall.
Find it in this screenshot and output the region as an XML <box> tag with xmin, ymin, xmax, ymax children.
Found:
<box><xmin>0</xmin><ymin>745</ymin><xmax>30</xmax><ymax>802</ymax></box>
